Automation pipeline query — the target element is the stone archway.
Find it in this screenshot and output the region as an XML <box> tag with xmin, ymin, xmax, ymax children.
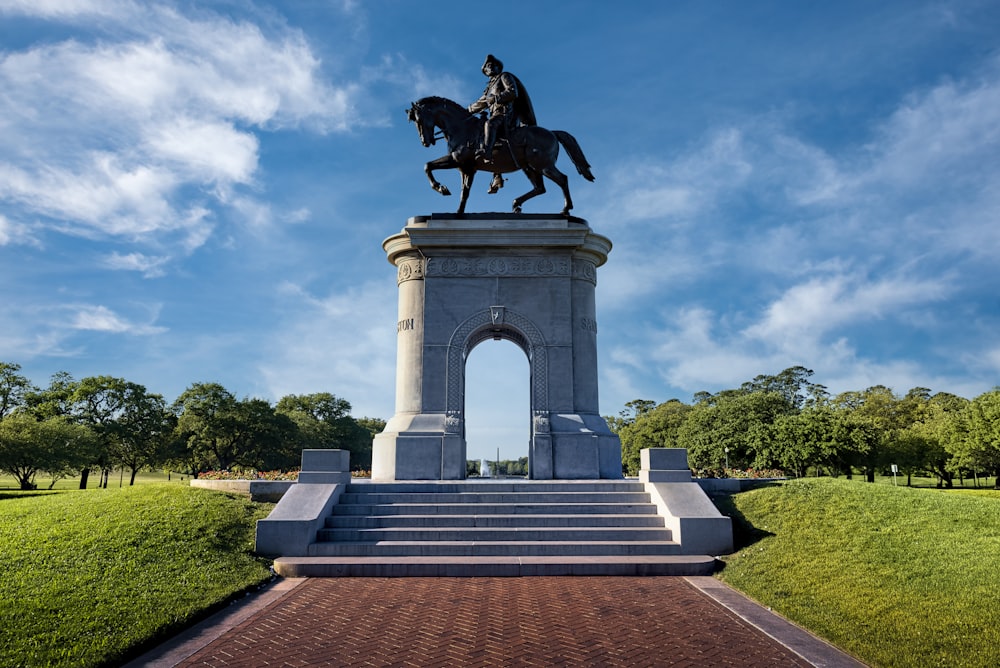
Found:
<box><xmin>372</xmin><ymin>214</ymin><xmax>622</xmax><ymax>480</ymax></box>
<box><xmin>449</xmin><ymin>308</ymin><xmax>546</xmax><ymax>477</ymax></box>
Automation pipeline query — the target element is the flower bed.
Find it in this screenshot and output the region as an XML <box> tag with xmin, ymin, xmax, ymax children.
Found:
<box><xmin>190</xmin><ymin>478</ymin><xmax>295</xmax><ymax>502</ymax></box>
<box><xmin>191</xmin><ymin>469</ymin><xmax>371</xmax><ymax>501</ymax></box>
<box><xmin>198</xmin><ymin>469</ymin><xmax>300</xmax><ymax>481</ymax></box>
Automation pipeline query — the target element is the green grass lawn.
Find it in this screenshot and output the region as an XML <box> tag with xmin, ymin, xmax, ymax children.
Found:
<box><xmin>4</xmin><ymin>473</ymin><xmax>998</xmax><ymax>667</ymax></box>
<box><xmin>716</xmin><ymin>477</ymin><xmax>1000</xmax><ymax>668</ymax></box>
<box><xmin>0</xmin><ymin>485</ymin><xmax>273</xmax><ymax>667</ymax></box>
<box><xmin>1</xmin><ymin>469</ymin><xmax>195</xmax><ymax>492</ymax></box>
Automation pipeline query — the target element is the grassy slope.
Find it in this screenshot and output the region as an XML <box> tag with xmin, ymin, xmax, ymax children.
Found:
<box><xmin>717</xmin><ymin>478</ymin><xmax>1000</xmax><ymax>668</ymax></box>
<box><xmin>0</xmin><ymin>485</ymin><xmax>273</xmax><ymax>667</ymax></box>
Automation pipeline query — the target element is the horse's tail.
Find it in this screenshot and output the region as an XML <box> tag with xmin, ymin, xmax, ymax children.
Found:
<box><xmin>553</xmin><ymin>130</ymin><xmax>595</xmax><ymax>182</ymax></box>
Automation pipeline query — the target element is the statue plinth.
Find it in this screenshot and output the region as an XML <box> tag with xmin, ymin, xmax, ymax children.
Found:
<box><xmin>372</xmin><ymin>214</ymin><xmax>622</xmax><ymax>480</ymax></box>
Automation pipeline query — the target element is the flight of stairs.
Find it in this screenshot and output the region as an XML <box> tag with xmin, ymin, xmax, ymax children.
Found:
<box><xmin>272</xmin><ymin>480</ymin><xmax>718</xmax><ymax>577</ymax></box>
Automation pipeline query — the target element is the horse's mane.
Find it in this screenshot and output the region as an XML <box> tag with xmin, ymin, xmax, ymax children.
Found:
<box><xmin>416</xmin><ymin>96</ymin><xmax>467</xmax><ymax>115</ymax></box>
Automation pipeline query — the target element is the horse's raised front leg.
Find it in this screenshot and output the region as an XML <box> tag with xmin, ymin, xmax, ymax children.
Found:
<box><xmin>512</xmin><ymin>166</ymin><xmax>545</xmax><ymax>214</ymax></box>
<box><xmin>542</xmin><ymin>165</ymin><xmax>573</xmax><ymax>216</ymax></box>
<box><xmin>424</xmin><ymin>155</ymin><xmax>457</xmax><ymax>197</ymax></box>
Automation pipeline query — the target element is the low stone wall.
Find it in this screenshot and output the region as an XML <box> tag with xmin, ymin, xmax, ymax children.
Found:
<box><xmin>694</xmin><ymin>478</ymin><xmax>786</xmax><ymax>494</ymax></box>
<box><xmin>190</xmin><ymin>479</ymin><xmax>295</xmax><ymax>502</ymax></box>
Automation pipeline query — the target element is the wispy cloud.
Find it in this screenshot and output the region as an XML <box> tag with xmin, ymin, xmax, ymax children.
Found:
<box><xmin>101</xmin><ymin>251</ymin><xmax>170</xmax><ymax>278</ymax></box>
<box><xmin>600</xmin><ymin>56</ymin><xmax>1000</xmax><ymax>400</ymax></box>
<box><xmin>66</xmin><ymin>304</ymin><xmax>166</xmax><ymax>335</ymax></box>
<box><xmin>259</xmin><ymin>280</ymin><xmax>397</xmax><ymax>416</ymax></box>
<box><xmin>0</xmin><ymin>214</ymin><xmax>37</xmax><ymax>246</ymax></box>
<box><xmin>0</xmin><ymin>2</ymin><xmax>359</xmax><ymax>255</ymax></box>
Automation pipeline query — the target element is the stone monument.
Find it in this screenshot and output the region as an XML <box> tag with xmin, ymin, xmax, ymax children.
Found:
<box><xmin>373</xmin><ymin>56</ymin><xmax>619</xmax><ymax>480</ymax></box>
<box><xmin>371</xmin><ymin>214</ymin><xmax>622</xmax><ymax>480</ymax></box>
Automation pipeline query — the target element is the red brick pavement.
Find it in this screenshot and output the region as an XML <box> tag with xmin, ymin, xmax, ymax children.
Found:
<box><xmin>175</xmin><ymin>577</ymin><xmax>818</xmax><ymax>667</ymax></box>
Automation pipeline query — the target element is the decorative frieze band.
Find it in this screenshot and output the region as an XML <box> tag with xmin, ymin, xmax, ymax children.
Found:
<box><xmin>572</xmin><ymin>259</ymin><xmax>598</xmax><ymax>285</ymax></box>
<box><xmin>426</xmin><ymin>256</ymin><xmax>571</xmax><ymax>278</ymax></box>
<box><xmin>396</xmin><ymin>258</ymin><xmax>425</xmax><ymax>284</ymax></box>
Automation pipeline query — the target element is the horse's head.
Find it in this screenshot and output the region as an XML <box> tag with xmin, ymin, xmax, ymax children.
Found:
<box><xmin>407</xmin><ymin>101</ymin><xmax>436</xmax><ymax>147</ymax></box>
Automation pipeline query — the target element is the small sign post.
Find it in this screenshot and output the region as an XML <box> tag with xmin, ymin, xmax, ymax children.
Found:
<box><xmin>891</xmin><ymin>463</ymin><xmax>898</xmax><ymax>486</ymax></box>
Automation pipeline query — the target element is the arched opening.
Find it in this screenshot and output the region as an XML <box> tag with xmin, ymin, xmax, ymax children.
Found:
<box><xmin>463</xmin><ymin>338</ymin><xmax>530</xmax><ymax>477</ymax></box>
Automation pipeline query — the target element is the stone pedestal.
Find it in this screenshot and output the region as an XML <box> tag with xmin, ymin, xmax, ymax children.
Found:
<box><xmin>372</xmin><ymin>214</ymin><xmax>623</xmax><ymax>480</ymax></box>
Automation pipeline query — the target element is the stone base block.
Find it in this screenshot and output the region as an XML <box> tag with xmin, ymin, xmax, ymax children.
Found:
<box><xmin>372</xmin><ymin>428</ymin><xmax>466</xmax><ymax>481</ymax></box>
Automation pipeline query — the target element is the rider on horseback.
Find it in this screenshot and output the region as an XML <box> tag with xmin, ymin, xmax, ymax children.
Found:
<box><xmin>468</xmin><ymin>54</ymin><xmax>536</xmax><ymax>194</ymax></box>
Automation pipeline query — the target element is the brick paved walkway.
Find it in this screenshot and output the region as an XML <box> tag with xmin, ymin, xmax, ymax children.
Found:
<box><xmin>152</xmin><ymin>576</ymin><xmax>862</xmax><ymax>667</ymax></box>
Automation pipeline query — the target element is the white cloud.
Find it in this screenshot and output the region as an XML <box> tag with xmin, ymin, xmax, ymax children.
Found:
<box><xmin>744</xmin><ymin>272</ymin><xmax>950</xmax><ymax>350</ymax></box>
<box><xmin>600</xmin><ymin>128</ymin><xmax>753</xmax><ymax>225</ymax></box>
<box><xmin>0</xmin><ymin>0</ymin><xmax>129</xmax><ymax>19</ymax></box>
<box><xmin>594</xmin><ymin>54</ymin><xmax>1000</xmax><ymax>404</ymax></box>
<box><xmin>66</xmin><ymin>304</ymin><xmax>167</xmax><ymax>335</ymax></box>
<box><xmin>867</xmin><ymin>68</ymin><xmax>1000</xmax><ymax>191</ymax></box>
<box><xmin>259</xmin><ymin>280</ymin><xmax>397</xmax><ymax>417</ymax></box>
<box><xmin>145</xmin><ymin>117</ymin><xmax>259</xmax><ymax>184</ymax></box>
<box><xmin>101</xmin><ymin>251</ymin><xmax>170</xmax><ymax>278</ymax></box>
<box><xmin>0</xmin><ymin>3</ymin><xmax>361</xmax><ymax>253</ymax></box>
<box><xmin>0</xmin><ymin>214</ymin><xmax>37</xmax><ymax>246</ymax></box>
<box><xmin>607</xmin><ymin>265</ymin><xmax>957</xmax><ymax>400</ymax></box>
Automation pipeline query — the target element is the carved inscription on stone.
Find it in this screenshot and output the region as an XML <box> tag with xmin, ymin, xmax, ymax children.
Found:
<box><xmin>427</xmin><ymin>256</ymin><xmax>570</xmax><ymax>278</ymax></box>
<box><xmin>579</xmin><ymin>317</ymin><xmax>598</xmax><ymax>333</ymax></box>
<box><xmin>397</xmin><ymin>318</ymin><xmax>416</xmax><ymax>333</ymax></box>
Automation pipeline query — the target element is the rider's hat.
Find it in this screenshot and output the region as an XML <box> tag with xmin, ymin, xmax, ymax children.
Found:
<box><xmin>482</xmin><ymin>54</ymin><xmax>503</xmax><ymax>75</ymax></box>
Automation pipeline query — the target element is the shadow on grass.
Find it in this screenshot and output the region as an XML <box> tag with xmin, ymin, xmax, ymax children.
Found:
<box><xmin>709</xmin><ymin>492</ymin><xmax>776</xmax><ymax>551</ymax></box>
<box><xmin>0</xmin><ymin>490</ymin><xmax>64</xmax><ymax>501</ymax></box>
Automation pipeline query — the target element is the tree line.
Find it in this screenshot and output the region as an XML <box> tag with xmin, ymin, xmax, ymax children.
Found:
<box><xmin>607</xmin><ymin>366</ymin><xmax>1000</xmax><ymax>487</ymax></box>
<box><xmin>0</xmin><ymin>361</ymin><xmax>384</xmax><ymax>490</ymax></box>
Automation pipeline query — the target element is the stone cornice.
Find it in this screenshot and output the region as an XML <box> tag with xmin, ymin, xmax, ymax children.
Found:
<box><xmin>383</xmin><ymin>215</ymin><xmax>612</xmax><ymax>268</ymax></box>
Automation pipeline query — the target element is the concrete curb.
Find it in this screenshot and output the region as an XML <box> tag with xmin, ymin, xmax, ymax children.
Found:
<box><xmin>685</xmin><ymin>576</ymin><xmax>868</xmax><ymax>667</ymax></box>
<box><xmin>123</xmin><ymin>578</ymin><xmax>307</xmax><ymax>667</ymax></box>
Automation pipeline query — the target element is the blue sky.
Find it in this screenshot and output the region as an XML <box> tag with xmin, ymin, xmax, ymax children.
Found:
<box><xmin>2</xmin><ymin>1</ymin><xmax>999</xmax><ymax>462</ymax></box>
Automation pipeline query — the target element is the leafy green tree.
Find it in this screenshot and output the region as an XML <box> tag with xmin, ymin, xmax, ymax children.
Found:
<box><xmin>114</xmin><ymin>391</ymin><xmax>175</xmax><ymax>485</ymax></box>
<box><xmin>172</xmin><ymin>383</ymin><xmax>239</xmax><ymax>473</ymax></box>
<box><xmin>678</xmin><ymin>390</ymin><xmax>791</xmax><ymax>473</ymax></box>
<box><xmin>773</xmin><ymin>403</ymin><xmax>839</xmax><ymax>477</ymax></box>
<box><xmin>832</xmin><ymin>385</ymin><xmax>921</xmax><ymax>482</ymax></box>
<box><xmin>0</xmin><ymin>414</ymin><xmax>96</xmax><ymax>490</ymax></box>
<box><xmin>961</xmin><ymin>389</ymin><xmax>1000</xmax><ymax>486</ymax></box>
<box><xmin>24</xmin><ymin>371</ymin><xmax>78</xmax><ymax>419</ymax></box>
<box><xmin>614</xmin><ymin>399</ymin><xmax>692</xmax><ymax>475</ymax></box>
<box><xmin>173</xmin><ymin>383</ymin><xmax>298</xmax><ymax>473</ymax></box>
<box><xmin>353</xmin><ymin>416</ymin><xmax>385</xmax><ymax>471</ymax></box>
<box><xmin>0</xmin><ymin>362</ymin><xmax>35</xmax><ymax>418</ymax></box>
<box><xmin>740</xmin><ymin>366</ymin><xmax>828</xmax><ymax>410</ymax></box>
<box><xmin>275</xmin><ymin>393</ymin><xmax>376</xmax><ymax>470</ymax></box>
<box><xmin>896</xmin><ymin>390</ymin><xmax>966</xmax><ymax>487</ymax></box>
<box><xmin>276</xmin><ymin>393</ymin><xmax>352</xmax><ymax>449</ymax></box>
<box><xmin>70</xmin><ymin>376</ymin><xmax>164</xmax><ymax>488</ymax></box>
<box><xmin>234</xmin><ymin>398</ymin><xmax>299</xmax><ymax>471</ymax></box>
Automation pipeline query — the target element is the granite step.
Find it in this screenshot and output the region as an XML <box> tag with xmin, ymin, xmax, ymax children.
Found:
<box><xmin>325</xmin><ymin>513</ymin><xmax>666</xmax><ymax>529</ymax></box>
<box><xmin>306</xmin><ymin>480</ymin><xmax>705</xmax><ymax>576</ymax></box>
<box><xmin>344</xmin><ymin>481</ymin><xmax>647</xmax><ymax>494</ymax></box>
<box><xmin>307</xmin><ymin>539</ymin><xmax>683</xmax><ymax>557</ymax></box>
<box><xmin>336</xmin><ymin>491</ymin><xmax>653</xmax><ymax>505</ymax></box>
<box><xmin>273</xmin><ymin>555</ymin><xmax>718</xmax><ymax>577</ymax></box>
<box><xmin>318</xmin><ymin>526</ymin><xmax>673</xmax><ymax>543</ymax></box>
<box><xmin>331</xmin><ymin>502</ymin><xmax>658</xmax><ymax>516</ymax></box>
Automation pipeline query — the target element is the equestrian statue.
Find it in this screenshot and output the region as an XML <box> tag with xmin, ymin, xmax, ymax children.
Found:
<box><xmin>407</xmin><ymin>54</ymin><xmax>594</xmax><ymax>216</ymax></box>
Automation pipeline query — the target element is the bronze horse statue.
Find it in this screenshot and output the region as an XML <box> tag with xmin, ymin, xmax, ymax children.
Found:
<box><xmin>407</xmin><ymin>96</ymin><xmax>594</xmax><ymax>216</ymax></box>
